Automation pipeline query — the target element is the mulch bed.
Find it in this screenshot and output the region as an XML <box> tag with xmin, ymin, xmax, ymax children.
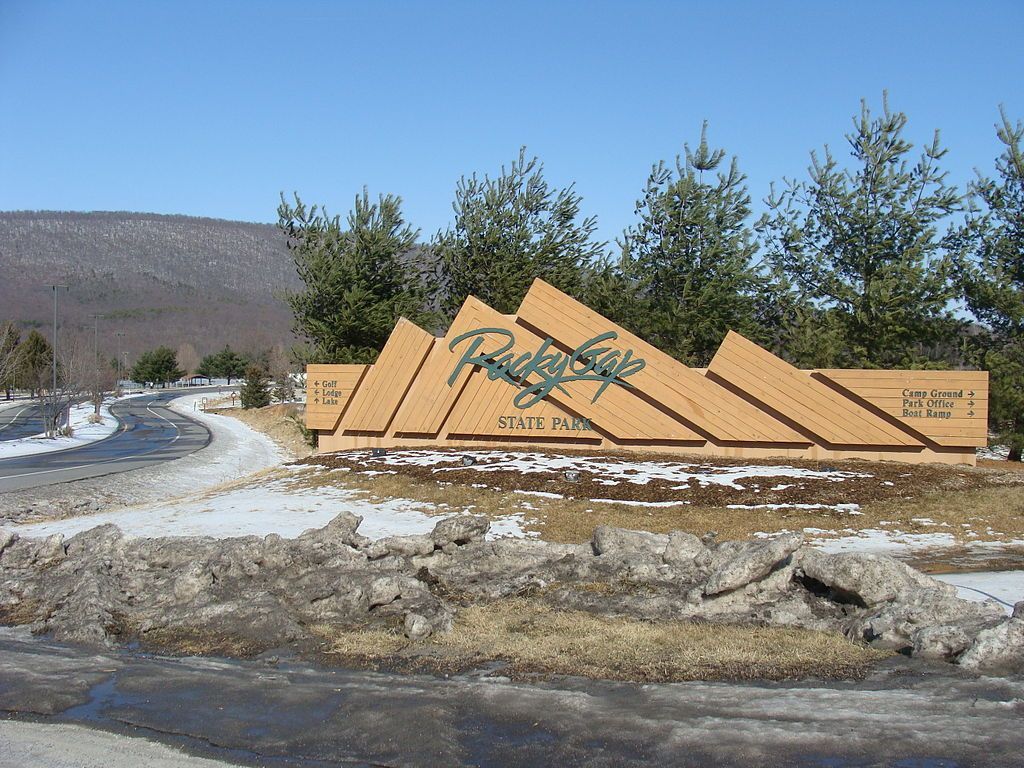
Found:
<box><xmin>298</xmin><ymin>448</ymin><xmax>1009</xmax><ymax>509</ymax></box>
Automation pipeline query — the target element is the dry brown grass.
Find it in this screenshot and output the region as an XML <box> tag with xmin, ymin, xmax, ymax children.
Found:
<box><xmin>213</xmin><ymin>404</ymin><xmax>313</xmax><ymax>459</ymax></box>
<box><xmin>281</xmin><ymin>461</ymin><xmax>1024</xmax><ymax>548</ymax></box>
<box><xmin>314</xmin><ymin>599</ymin><xmax>891</xmax><ymax>682</ymax></box>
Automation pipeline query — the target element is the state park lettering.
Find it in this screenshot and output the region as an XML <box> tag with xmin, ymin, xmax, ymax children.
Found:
<box><xmin>497</xmin><ymin>415</ymin><xmax>593</xmax><ymax>432</ymax></box>
<box><xmin>447</xmin><ymin>327</ymin><xmax>646</xmax><ymax>411</ymax></box>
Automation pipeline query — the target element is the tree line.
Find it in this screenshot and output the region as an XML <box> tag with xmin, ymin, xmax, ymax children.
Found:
<box><xmin>278</xmin><ymin>95</ymin><xmax>1023</xmax><ymax>460</ymax></box>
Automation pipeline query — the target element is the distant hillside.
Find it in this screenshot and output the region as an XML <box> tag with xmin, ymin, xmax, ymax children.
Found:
<box><xmin>0</xmin><ymin>211</ymin><xmax>301</xmax><ymax>363</ymax></box>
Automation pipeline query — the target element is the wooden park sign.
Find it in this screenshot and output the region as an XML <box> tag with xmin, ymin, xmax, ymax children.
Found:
<box><xmin>307</xmin><ymin>279</ymin><xmax>988</xmax><ymax>465</ymax></box>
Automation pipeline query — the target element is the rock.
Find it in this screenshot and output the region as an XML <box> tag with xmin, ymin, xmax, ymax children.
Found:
<box><xmin>798</xmin><ymin>550</ymin><xmax>956</xmax><ymax>607</ymax></box>
<box><xmin>430</xmin><ymin>515</ymin><xmax>489</xmax><ymax>547</ymax></box>
<box><xmin>957</xmin><ymin>618</ymin><xmax>1024</xmax><ymax>672</ymax></box>
<box><xmin>404</xmin><ymin>612</ymin><xmax>432</xmax><ymax>640</ymax></box>
<box><xmin>366</xmin><ymin>535</ymin><xmax>436</xmax><ymax>560</ymax></box>
<box><xmin>704</xmin><ymin>533</ymin><xmax>803</xmax><ymax>596</ymax></box>
<box><xmin>1013</xmin><ymin>601</ymin><xmax>1024</xmax><ymax>620</ymax></box>
<box><xmin>173</xmin><ymin>563</ymin><xmax>213</xmax><ymax>602</ymax></box>
<box><xmin>34</xmin><ymin>534</ymin><xmax>66</xmax><ymax>566</ymax></box>
<box><xmin>853</xmin><ymin>589</ymin><xmax>1005</xmax><ymax>651</ymax></box>
<box><xmin>299</xmin><ymin>511</ymin><xmax>364</xmax><ymax>547</ymax></box>
<box><xmin>367</xmin><ymin>576</ymin><xmax>418</xmax><ymax>609</ymax></box>
<box><xmin>592</xmin><ymin>526</ymin><xmax>668</xmax><ymax>557</ymax></box>
<box><xmin>912</xmin><ymin>624</ymin><xmax>973</xmax><ymax>660</ymax></box>
<box><xmin>0</xmin><ymin>529</ymin><xmax>18</xmax><ymax>557</ymax></box>
<box><xmin>662</xmin><ymin>531</ymin><xmax>710</xmax><ymax>568</ymax></box>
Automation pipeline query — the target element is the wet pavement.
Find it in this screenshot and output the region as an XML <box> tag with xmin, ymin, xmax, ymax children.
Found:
<box><xmin>0</xmin><ymin>391</ymin><xmax>213</xmax><ymax>492</ymax></box>
<box><xmin>0</xmin><ymin>627</ymin><xmax>1021</xmax><ymax>767</ymax></box>
<box><xmin>0</xmin><ymin>403</ymin><xmax>44</xmax><ymax>442</ymax></box>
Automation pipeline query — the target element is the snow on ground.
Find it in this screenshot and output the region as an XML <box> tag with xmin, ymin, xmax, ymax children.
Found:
<box><xmin>977</xmin><ymin>445</ymin><xmax>1009</xmax><ymax>461</ymax></box>
<box><xmin>156</xmin><ymin>392</ymin><xmax>287</xmax><ymax>495</ymax></box>
<box><xmin>728</xmin><ymin>503</ymin><xmax>862</xmax><ymax>513</ymax></box>
<box><xmin>933</xmin><ymin>571</ymin><xmax>1024</xmax><ymax>614</ymax></box>
<box><xmin>356</xmin><ymin>449</ymin><xmax>871</xmax><ymax>490</ymax></box>
<box><xmin>11</xmin><ymin>464</ymin><xmax>533</xmax><ymax>542</ymax></box>
<box><xmin>0</xmin><ymin>400</ymin><xmax>118</xmax><ymax>458</ymax></box>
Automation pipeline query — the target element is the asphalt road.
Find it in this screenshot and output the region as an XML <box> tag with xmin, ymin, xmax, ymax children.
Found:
<box><xmin>0</xmin><ymin>402</ymin><xmax>44</xmax><ymax>442</ymax></box>
<box><xmin>0</xmin><ymin>390</ymin><xmax>215</xmax><ymax>493</ymax></box>
<box><xmin>0</xmin><ymin>627</ymin><xmax>1022</xmax><ymax>767</ymax></box>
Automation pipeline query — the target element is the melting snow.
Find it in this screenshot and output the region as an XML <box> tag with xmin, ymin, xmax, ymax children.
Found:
<box><xmin>11</xmin><ymin>469</ymin><xmax>535</xmax><ymax>541</ymax></box>
<box><xmin>350</xmin><ymin>449</ymin><xmax>871</xmax><ymax>490</ymax></box>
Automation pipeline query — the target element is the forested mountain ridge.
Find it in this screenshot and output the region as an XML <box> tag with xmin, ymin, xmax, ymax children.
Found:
<box><xmin>0</xmin><ymin>210</ymin><xmax>300</xmax><ymax>359</ymax></box>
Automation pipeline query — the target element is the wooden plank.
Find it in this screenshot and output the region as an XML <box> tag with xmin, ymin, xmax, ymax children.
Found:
<box><xmin>707</xmin><ymin>332</ymin><xmax>923</xmax><ymax>447</ymax></box>
<box><xmin>518</xmin><ymin>280</ymin><xmax>806</xmax><ymax>444</ymax></box>
<box><xmin>443</xmin><ymin>297</ymin><xmax>703</xmax><ymax>441</ymax></box>
<box><xmin>305</xmin><ymin>364</ymin><xmax>369</xmax><ymax>431</ymax></box>
<box><xmin>816</xmin><ymin>369</ymin><xmax>989</xmax><ymax>447</ymax></box>
<box><xmin>341</xmin><ymin>319</ymin><xmax>434</xmax><ymax>433</ymax></box>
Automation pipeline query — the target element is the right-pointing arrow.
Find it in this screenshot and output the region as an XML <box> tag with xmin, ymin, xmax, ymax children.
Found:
<box><xmin>968</xmin><ymin>390</ymin><xmax>975</xmax><ymax>397</ymax></box>
<box><xmin>968</xmin><ymin>410</ymin><xmax>975</xmax><ymax>417</ymax></box>
<box><xmin>968</xmin><ymin>400</ymin><xmax>975</xmax><ymax>407</ymax></box>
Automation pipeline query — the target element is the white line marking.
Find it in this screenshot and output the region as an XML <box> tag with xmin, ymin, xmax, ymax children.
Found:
<box><xmin>0</xmin><ymin>400</ymin><xmax>191</xmax><ymax>480</ymax></box>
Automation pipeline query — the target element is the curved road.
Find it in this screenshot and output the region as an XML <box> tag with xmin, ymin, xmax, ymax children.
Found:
<box><xmin>0</xmin><ymin>390</ymin><xmax>218</xmax><ymax>493</ymax></box>
<box><xmin>0</xmin><ymin>402</ymin><xmax>44</xmax><ymax>442</ymax></box>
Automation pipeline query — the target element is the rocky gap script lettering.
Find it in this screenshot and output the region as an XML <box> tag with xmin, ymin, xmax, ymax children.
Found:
<box><xmin>447</xmin><ymin>328</ymin><xmax>646</xmax><ymax>409</ymax></box>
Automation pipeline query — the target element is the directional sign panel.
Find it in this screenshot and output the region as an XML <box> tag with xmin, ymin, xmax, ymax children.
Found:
<box><xmin>305</xmin><ymin>364</ymin><xmax>368</xmax><ymax>431</ymax></box>
<box><xmin>817</xmin><ymin>369</ymin><xmax>989</xmax><ymax>447</ymax></box>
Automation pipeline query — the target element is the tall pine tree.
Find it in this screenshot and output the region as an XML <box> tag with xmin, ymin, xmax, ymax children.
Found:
<box><xmin>956</xmin><ymin>108</ymin><xmax>1024</xmax><ymax>460</ymax></box>
<box><xmin>279</xmin><ymin>190</ymin><xmax>430</xmax><ymax>364</ymax></box>
<box><xmin>606</xmin><ymin>123</ymin><xmax>767</xmax><ymax>366</ymax></box>
<box><xmin>758</xmin><ymin>94</ymin><xmax>962</xmax><ymax>368</ymax></box>
<box><xmin>432</xmin><ymin>148</ymin><xmax>604</xmax><ymax>320</ymax></box>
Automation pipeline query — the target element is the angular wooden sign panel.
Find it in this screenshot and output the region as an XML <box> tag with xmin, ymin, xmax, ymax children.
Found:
<box><xmin>307</xmin><ymin>280</ymin><xmax>989</xmax><ymax>465</ymax></box>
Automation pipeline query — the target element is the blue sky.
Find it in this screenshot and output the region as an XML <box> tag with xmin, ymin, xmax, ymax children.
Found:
<box><xmin>1</xmin><ymin>1</ymin><xmax>1021</xmax><ymax>245</ymax></box>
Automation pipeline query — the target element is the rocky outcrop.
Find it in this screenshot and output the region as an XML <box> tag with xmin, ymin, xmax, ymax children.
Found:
<box><xmin>0</xmin><ymin>517</ymin><xmax>1020</xmax><ymax>674</ymax></box>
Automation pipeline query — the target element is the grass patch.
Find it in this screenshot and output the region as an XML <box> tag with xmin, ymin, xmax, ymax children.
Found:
<box><xmin>314</xmin><ymin>599</ymin><xmax>892</xmax><ymax>682</ymax></box>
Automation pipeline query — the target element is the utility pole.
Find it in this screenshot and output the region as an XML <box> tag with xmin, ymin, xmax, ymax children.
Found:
<box><xmin>48</xmin><ymin>285</ymin><xmax>68</xmax><ymax>436</ymax></box>
<box><xmin>115</xmin><ymin>331</ymin><xmax>126</xmax><ymax>395</ymax></box>
<box><xmin>92</xmin><ymin>314</ymin><xmax>101</xmax><ymax>414</ymax></box>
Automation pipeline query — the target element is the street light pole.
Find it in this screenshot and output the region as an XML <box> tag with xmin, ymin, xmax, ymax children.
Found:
<box><xmin>92</xmin><ymin>313</ymin><xmax>101</xmax><ymax>414</ymax></box>
<box><xmin>48</xmin><ymin>285</ymin><xmax>68</xmax><ymax>435</ymax></box>
<box><xmin>115</xmin><ymin>332</ymin><xmax>126</xmax><ymax>395</ymax></box>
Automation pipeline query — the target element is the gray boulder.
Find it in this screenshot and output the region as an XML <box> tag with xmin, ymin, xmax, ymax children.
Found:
<box><xmin>912</xmin><ymin>624</ymin><xmax>973</xmax><ymax>660</ymax></box>
<box><xmin>592</xmin><ymin>526</ymin><xmax>669</xmax><ymax>557</ymax></box>
<box><xmin>704</xmin><ymin>533</ymin><xmax>803</xmax><ymax>596</ymax></box>
<box><xmin>852</xmin><ymin>589</ymin><xmax>1005</xmax><ymax>651</ymax></box>
<box><xmin>404</xmin><ymin>612</ymin><xmax>432</xmax><ymax>640</ymax></box>
<box><xmin>957</xmin><ymin>618</ymin><xmax>1024</xmax><ymax>672</ymax></box>
<box><xmin>798</xmin><ymin>549</ymin><xmax>955</xmax><ymax>607</ymax></box>
<box><xmin>662</xmin><ymin>531</ymin><xmax>710</xmax><ymax>569</ymax></box>
<box><xmin>430</xmin><ymin>515</ymin><xmax>489</xmax><ymax>547</ymax></box>
<box><xmin>0</xmin><ymin>528</ymin><xmax>17</xmax><ymax>558</ymax></box>
<box><xmin>366</xmin><ymin>535</ymin><xmax>436</xmax><ymax>560</ymax></box>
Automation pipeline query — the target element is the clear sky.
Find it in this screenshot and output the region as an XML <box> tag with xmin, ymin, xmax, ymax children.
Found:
<box><xmin>1</xmin><ymin>1</ymin><xmax>1021</xmax><ymax>245</ymax></box>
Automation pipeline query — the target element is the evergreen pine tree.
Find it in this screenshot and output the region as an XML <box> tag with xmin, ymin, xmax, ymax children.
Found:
<box><xmin>279</xmin><ymin>190</ymin><xmax>429</xmax><ymax>364</ymax></box>
<box><xmin>433</xmin><ymin>148</ymin><xmax>605</xmax><ymax>320</ymax></box>
<box><xmin>130</xmin><ymin>346</ymin><xmax>184</xmax><ymax>386</ymax></box>
<box><xmin>955</xmin><ymin>108</ymin><xmax>1024</xmax><ymax>460</ymax></box>
<box><xmin>609</xmin><ymin>124</ymin><xmax>767</xmax><ymax>365</ymax></box>
<box><xmin>240</xmin><ymin>363</ymin><xmax>271</xmax><ymax>409</ymax></box>
<box><xmin>758</xmin><ymin>94</ymin><xmax>962</xmax><ymax>367</ymax></box>
<box><xmin>0</xmin><ymin>322</ymin><xmax>20</xmax><ymax>399</ymax></box>
<box><xmin>15</xmin><ymin>330</ymin><xmax>52</xmax><ymax>396</ymax></box>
